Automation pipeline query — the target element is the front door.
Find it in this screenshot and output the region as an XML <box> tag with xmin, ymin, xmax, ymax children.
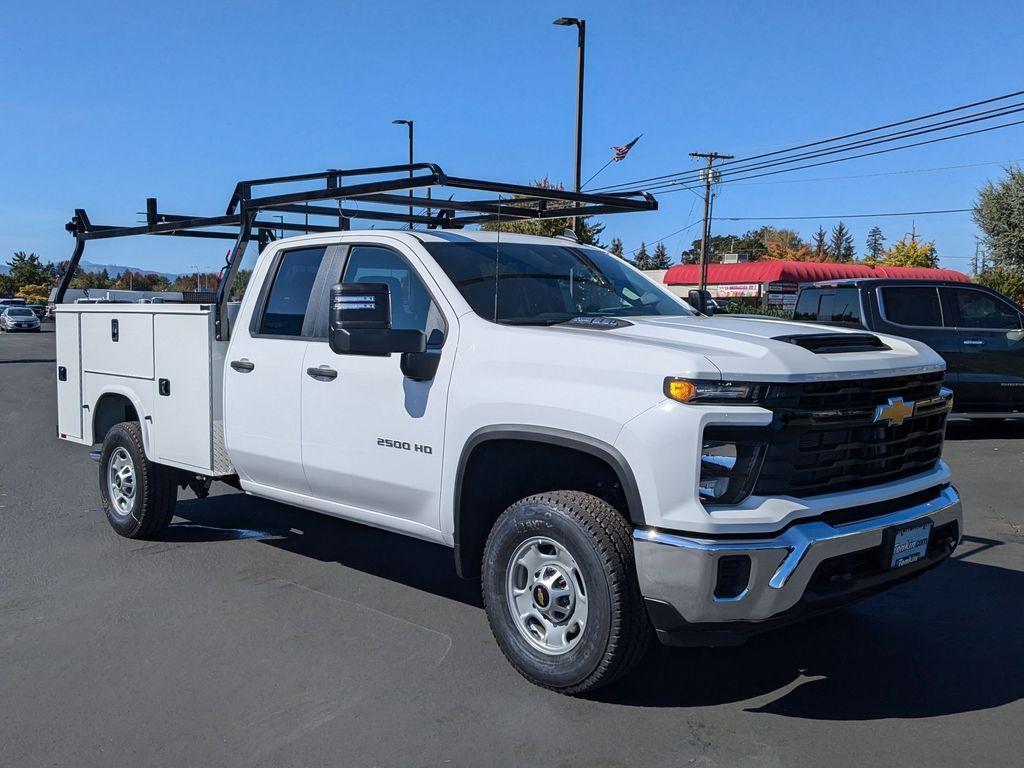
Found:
<box><xmin>941</xmin><ymin>285</ymin><xmax>1024</xmax><ymax>411</ymax></box>
<box><xmin>223</xmin><ymin>244</ymin><xmax>328</xmax><ymax>494</ymax></box>
<box><xmin>300</xmin><ymin>242</ymin><xmax>455</xmax><ymax>534</ymax></box>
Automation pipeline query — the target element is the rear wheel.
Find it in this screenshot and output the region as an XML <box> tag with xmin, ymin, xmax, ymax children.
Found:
<box><xmin>482</xmin><ymin>491</ymin><xmax>650</xmax><ymax>694</ymax></box>
<box><xmin>99</xmin><ymin>421</ymin><xmax>177</xmax><ymax>538</ymax></box>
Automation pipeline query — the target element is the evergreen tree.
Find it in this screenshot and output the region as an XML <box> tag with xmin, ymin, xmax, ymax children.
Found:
<box><xmin>631</xmin><ymin>242</ymin><xmax>651</xmax><ymax>269</ymax></box>
<box><xmin>829</xmin><ymin>222</ymin><xmax>855</xmax><ymax>262</ymax></box>
<box><xmin>974</xmin><ymin>165</ymin><xmax>1024</xmax><ymax>268</ymax></box>
<box><xmin>608</xmin><ymin>237</ymin><xmax>624</xmax><ymax>258</ymax></box>
<box><xmin>865</xmin><ymin>226</ymin><xmax>886</xmax><ymax>263</ymax></box>
<box><xmin>811</xmin><ymin>226</ymin><xmax>828</xmax><ymax>259</ymax></box>
<box><xmin>480</xmin><ymin>176</ymin><xmax>605</xmax><ymax>246</ymax></box>
<box><xmin>649</xmin><ymin>242</ymin><xmax>671</xmax><ymax>269</ymax></box>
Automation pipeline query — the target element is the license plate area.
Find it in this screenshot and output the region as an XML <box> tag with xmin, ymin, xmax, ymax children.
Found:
<box><xmin>883</xmin><ymin>520</ymin><xmax>933</xmax><ymax>569</ymax></box>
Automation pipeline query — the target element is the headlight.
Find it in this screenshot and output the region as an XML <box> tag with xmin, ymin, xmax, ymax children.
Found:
<box><xmin>699</xmin><ymin>437</ymin><xmax>765</xmax><ymax>505</ymax></box>
<box><xmin>664</xmin><ymin>378</ymin><xmax>762</xmax><ymax>404</ymax></box>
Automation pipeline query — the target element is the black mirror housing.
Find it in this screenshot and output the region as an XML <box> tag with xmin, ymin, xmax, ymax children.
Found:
<box><xmin>688</xmin><ymin>288</ymin><xmax>715</xmax><ymax>316</ymax></box>
<box><xmin>329</xmin><ymin>283</ymin><xmax>425</xmax><ymax>356</ymax></box>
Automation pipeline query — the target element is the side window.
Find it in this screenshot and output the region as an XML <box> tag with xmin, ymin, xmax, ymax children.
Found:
<box><xmin>831</xmin><ymin>288</ymin><xmax>862</xmax><ymax>327</ymax></box>
<box><xmin>341</xmin><ymin>246</ymin><xmax>446</xmax><ymax>346</ymax></box>
<box><xmin>946</xmin><ymin>287</ymin><xmax>1021</xmax><ymax>330</ymax></box>
<box><xmin>880</xmin><ymin>287</ymin><xmax>942</xmax><ymax>327</ymax></box>
<box><xmin>793</xmin><ymin>290</ymin><xmax>823</xmax><ymax>322</ymax></box>
<box><xmin>257</xmin><ymin>247</ymin><xmax>326</xmax><ymax>336</ymax></box>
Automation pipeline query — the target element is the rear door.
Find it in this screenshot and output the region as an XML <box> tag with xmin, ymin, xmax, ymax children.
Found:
<box><xmin>55</xmin><ymin>311</ymin><xmax>83</xmax><ymax>440</ymax></box>
<box><xmin>941</xmin><ymin>285</ymin><xmax>1024</xmax><ymax>411</ymax></box>
<box><xmin>874</xmin><ymin>285</ymin><xmax>960</xmax><ymax>377</ymax></box>
<box><xmin>223</xmin><ymin>245</ymin><xmax>327</xmax><ymax>494</ymax></box>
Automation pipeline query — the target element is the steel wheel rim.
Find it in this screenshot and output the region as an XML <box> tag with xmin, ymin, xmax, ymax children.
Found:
<box><xmin>505</xmin><ymin>536</ymin><xmax>589</xmax><ymax>656</ymax></box>
<box><xmin>107</xmin><ymin>447</ymin><xmax>136</xmax><ymax>517</ymax></box>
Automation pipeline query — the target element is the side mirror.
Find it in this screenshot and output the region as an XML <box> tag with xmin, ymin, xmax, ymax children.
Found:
<box><xmin>688</xmin><ymin>289</ymin><xmax>715</xmax><ymax>316</ymax></box>
<box><xmin>329</xmin><ymin>283</ymin><xmax>425</xmax><ymax>356</ymax></box>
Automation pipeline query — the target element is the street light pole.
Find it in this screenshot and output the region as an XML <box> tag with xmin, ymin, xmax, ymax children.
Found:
<box><xmin>554</xmin><ymin>17</ymin><xmax>585</xmax><ymax>236</ymax></box>
<box><xmin>392</xmin><ymin>119</ymin><xmax>414</xmax><ymax>229</ymax></box>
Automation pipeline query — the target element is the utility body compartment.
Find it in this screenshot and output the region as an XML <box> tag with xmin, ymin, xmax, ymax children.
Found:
<box><xmin>55</xmin><ymin>303</ymin><xmax>232</xmax><ymax>475</ymax></box>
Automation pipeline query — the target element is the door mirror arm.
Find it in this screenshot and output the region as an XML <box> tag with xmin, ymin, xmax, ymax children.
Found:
<box><xmin>401</xmin><ymin>350</ymin><xmax>442</xmax><ymax>381</ymax></box>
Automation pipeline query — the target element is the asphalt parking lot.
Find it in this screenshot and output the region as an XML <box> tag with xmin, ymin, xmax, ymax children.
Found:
<box><xmin>2</xmin><ymin>327</ymin><xmax>1022</xmax><ymax>767</ymax></box>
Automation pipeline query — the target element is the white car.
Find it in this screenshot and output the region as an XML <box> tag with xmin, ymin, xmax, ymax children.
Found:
<box><xmin>0</xmin><ymin>306</ymin><xmax>42</xmax><ymax>332</ymax></box>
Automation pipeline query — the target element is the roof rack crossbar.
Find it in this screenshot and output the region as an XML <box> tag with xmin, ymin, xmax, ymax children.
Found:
<box><xmin>56</xmin><ymin>162</ymin><xmax>657</xmax><ymax>340</ymax></box>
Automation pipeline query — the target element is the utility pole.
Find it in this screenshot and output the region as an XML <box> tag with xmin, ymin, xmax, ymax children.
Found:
<box><xmin>689</xmin><ymin>151</ymin><xmax>733</xmax><ymax>291</ymax></box>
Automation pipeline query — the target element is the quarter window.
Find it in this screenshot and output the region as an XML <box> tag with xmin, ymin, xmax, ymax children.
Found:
<box><xmin>945</xmin><ymin>287</ymin><xmax>1021</xmax><ymax>329</ymax></box>
<box><xmin>257</xmin><ymin>247</ymin><xmax>326</xmax><ymax>336</ymax></box>
<box><xmin>880</xmin><ymin>287</ymin><xmax>943</xmax><ymax>327</ymax></box>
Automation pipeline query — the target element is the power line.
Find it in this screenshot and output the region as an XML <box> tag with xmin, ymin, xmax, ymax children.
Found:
<box><xmin>713</xmin><ymin>207</ymin><xmax>971</xmax><ymax>222</ymax></box>
<box><xmin>726</xmin><ymin>157</ymin><xmax>1024</xmax><ymax>185</ymax></box>
<box><xmin>653</xmin><ymin>116</ymin><xmax>1024</xmax><ymax>194</ymax></box>
<box><xmin>625</xmin><ymin>220</ymin><xmax>701</xmax><ymax>257</ymax></box>
<box><xmin>590</xmin><ymin>88</ymin><xmax>1024</xmax><ymax>192</ymax></box>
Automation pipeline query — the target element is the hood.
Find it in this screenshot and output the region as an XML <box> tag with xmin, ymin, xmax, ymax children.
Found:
<box><xmin>552</xmin><ymin>314</ymin><xmax>944</xmax><ymax>382</ymax></box>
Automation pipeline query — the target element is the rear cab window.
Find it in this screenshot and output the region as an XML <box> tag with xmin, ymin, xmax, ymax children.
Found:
<box><xmin>254</xmin><ymin>246</ymin><xmax>327</xmax><ymax>337</ymax></box>
<box><xmin>793</xmin><ymin>287</ymin><xmax>861</xmax><ymax>327</ymax></box>
<box><xmin>879</xmin><ymin>286</ymin><xmax>944</xmax><ymax>327</ymax></box>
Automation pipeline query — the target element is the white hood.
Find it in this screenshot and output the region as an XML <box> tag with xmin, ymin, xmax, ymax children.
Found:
<box><xmin>551</xmin><ymin>314</ymin><xmax>945</xmax><ymax>382</ymax></box>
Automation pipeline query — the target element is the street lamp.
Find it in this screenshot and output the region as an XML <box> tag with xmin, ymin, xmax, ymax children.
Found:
<box><xmin>553</xmin><ymin>16</ymin><xmax>585</xmax><ymax>236</ymax></box>
<box><xmin>392</xmin><ymin>119</ymin><xmax>414</xmax><ymax>229</ymax></box>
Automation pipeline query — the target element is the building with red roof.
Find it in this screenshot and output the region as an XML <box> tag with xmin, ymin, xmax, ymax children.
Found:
<box><xmin>659</xmin><ymin>260</ymin><xmax>970</xmax><ymax>311</ymax></box>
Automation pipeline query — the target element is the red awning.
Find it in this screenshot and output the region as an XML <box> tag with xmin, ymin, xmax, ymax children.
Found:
<box><xmin>662</xmin><ymin>260</ymin><xmax>970</xmax><ymax>285</ymax></box>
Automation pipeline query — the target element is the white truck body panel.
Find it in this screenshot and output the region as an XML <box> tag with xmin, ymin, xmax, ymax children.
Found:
<box><xmin>55</xmin><ymin>304</ymin><xmax>226</xmax><ymax>475</ymax></box>
<box><xmin>55</xmin><ymin>312</ymin><xmax>83</xmax><ymax>440</ymax></box>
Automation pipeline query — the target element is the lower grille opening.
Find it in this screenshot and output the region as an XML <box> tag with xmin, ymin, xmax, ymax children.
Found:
<box><xmin>714</xmin><ymin>555</ymin><xmax>752</xmax><ymax>599</ymax></box>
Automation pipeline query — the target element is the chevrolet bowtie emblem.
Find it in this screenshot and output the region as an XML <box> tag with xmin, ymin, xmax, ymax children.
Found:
<box><xmin>874</xmin><ymin>397</ymin><xmax>916</xmax><ymax>427</ymax></box>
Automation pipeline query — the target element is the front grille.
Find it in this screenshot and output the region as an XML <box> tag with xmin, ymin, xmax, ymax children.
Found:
<box><xmin>748</xmin><ymin>372</ymin><xmax>948</xmax><ymax>498</ymax></box>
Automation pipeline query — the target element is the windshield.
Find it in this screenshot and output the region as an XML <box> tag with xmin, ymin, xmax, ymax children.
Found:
<box><xmin>424</xmin><ymin>241</ymin><xmax>691</xmax><ymax>325</ymax></box>
<box><xmin>7</xmin><ymin>308</ymin><xmax>34</xmax><ymax>317</ymax></box>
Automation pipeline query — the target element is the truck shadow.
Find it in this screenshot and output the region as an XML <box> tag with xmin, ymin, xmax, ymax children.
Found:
<box><xmin>167</xmin><ymin>494</ymin><xmax>1021</xmax><ymax>720</ymax></box>
<box><xmin>168</xmin><ymin>492</ymin><xmax>483</xmax><ymax>607</ymax></box>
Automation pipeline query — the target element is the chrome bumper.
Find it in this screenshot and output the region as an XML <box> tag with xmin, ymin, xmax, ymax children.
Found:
<box><xmin>633</xmin><ymin>485</ymin><xmax>961</xmax><ymax>627</ymax></box>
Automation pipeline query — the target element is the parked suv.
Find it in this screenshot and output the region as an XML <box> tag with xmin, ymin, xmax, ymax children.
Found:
<box><xmin>794</xmin><ymin>279</ymin><xmax>1024</xmax><ymax>416</ymax></box>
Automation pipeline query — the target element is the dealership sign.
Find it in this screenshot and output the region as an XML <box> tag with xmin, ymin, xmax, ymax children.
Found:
<box><xmin>712</xmin><ymin>283</ymin><xmax>761</xmax><ymax>298</ymax></box>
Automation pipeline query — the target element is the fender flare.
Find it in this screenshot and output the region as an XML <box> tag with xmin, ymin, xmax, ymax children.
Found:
<box><xmin>452</xmin><ymin>425</ymin><xmax>646</xmax><ymax>576</ymax></box>
<box><xmin>90</xmin><ymin>386</ymin><xmax>153</xmax><ymax>457</ymax></box>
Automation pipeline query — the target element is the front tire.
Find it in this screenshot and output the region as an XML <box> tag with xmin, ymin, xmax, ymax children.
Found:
<box><xmin>99</xmin><ymin>421</ymin><xmax>177</xmax><ymax>539</ymax></box>
<box><xmin>482</xmin><ymin>491</ymin><xmax>650</xmax><ymax>694</ymax></box>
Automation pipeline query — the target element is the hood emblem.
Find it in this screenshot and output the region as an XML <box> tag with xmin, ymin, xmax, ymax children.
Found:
<box><xmin>873</xmin><ymin>397</ymin><xmax>915</xmax><ymax>427</ymax></box>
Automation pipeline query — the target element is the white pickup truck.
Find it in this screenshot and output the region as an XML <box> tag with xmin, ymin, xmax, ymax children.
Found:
<box><xmin>55</xmin><ymin>170</ymin><xmax>962</xmax><ymax>694</ymax></box>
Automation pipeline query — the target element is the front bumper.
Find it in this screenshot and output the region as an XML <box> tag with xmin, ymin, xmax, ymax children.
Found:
<box><xmin>633</xmin><ymin>485</ymin><xmax>962</xmax><ymax>646</ymax></box>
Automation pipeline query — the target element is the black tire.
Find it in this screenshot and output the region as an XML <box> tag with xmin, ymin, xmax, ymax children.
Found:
<box><xmin>482</xmin><ymin>491</ymin><xmax>651</xmax><ymax>694</ymax></box>
<box><xmin>98</xmin><ymin>421</ymin><xmax>177</xmax><ymax>539</ymax></box>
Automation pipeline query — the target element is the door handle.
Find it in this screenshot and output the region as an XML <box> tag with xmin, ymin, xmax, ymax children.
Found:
<box><xmin>306</xmin><ymin>365</ymin><xmax>338</xmax><ymax>381</ymax></box>
<box><xmin>230</xmin><ymin>359</ymin><xmax>255</xmax><ymax>372</ymax></box>
<box><xmin>962</xmin><ymin>339</ymin><xmax>986</xmax><ymax>346</ymax></box>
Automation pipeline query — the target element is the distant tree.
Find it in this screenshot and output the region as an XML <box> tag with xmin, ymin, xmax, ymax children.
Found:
<box><xmin>762</xmin><ymin>228</ymin><xmax>811</xmax><ymax>261</ymax></box>
<box><xmin>6</xmin><ymin>251</ymin><xmax>56</xmax><ymax>288</ymax></box>
<box><xmin>0</xmin><ymin>273</ymin><xmax>15</xmax><ymax>296</ymax></box>
<box><xmin>631</xmin><ymin>242</ymin><xmax>651</xmax><ymax>269</ymax></box>
<box><xmin>16</xmin><ymin>283</ymin><xmax>51</xmax><ymax>304</ymax></box>
<box><xmin>479</xmin><ymin>176</ymin><xmax>605</xmax><ymax>246</ymax></box>
<box><xmin>680</xmin><ymin>230</ymin><xmax>767</xmax><ymax>263</ymax></box>
<box><xmin>649</xmin><ymin>242</ymin><xmax>672</xmax><ymax>269</ymax></box>
<box><xmin>608</xmin><ymin>237</ymin><xmax>624</xmax><ymax>258</ymax></box>
<box><xmin>977</xmin><ymin>262</ymin><xmax>1024</xmax><ymax>304</ymax></box>
<box><xmin>973</xmin><ymin>165</ymin><xmax>1024</xmax><ymax>269</ymax></box>
<box><xmin>883</xmin><ymin>234</ymin><xmax>938</xmax><ymax>268</ymax></box>
<box><xmin>811</xmin><ymin>226</ymin><xmax>828</xmax><ymax>260</ymax></box>
<box><xmin>829</xmin><ymin>222</ymin><xmax>855</xmax><ymax>262</ymax></box>
<box><xmin>865</xmin><ymin>226</ymin><xmax>887</xmax><ymax>263</ymax></box>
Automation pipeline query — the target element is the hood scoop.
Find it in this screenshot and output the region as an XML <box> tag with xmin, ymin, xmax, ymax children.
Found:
<box><xmin>772</xmin><ymin>332</ymin><xmax>890</xmax><ymax>354</ymax></box>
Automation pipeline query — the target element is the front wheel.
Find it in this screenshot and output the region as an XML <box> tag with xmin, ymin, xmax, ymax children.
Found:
<box><xmin>99</xmin><ymin>421</ymin><xmax>178</xmax><ymax>538</ymax></box>
<box><xmin>482</xmin><ymin>491</ymin><xmax>651</xmax><ymax>694</ymax></box>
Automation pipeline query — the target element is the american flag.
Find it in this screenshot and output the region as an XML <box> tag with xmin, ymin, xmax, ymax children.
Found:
<box><xmin>611</xmin><ymin>134</ymin><xmax>642</xmax><ymax>162</ymax></box>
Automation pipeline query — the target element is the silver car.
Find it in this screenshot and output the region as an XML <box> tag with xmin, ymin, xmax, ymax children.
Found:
<box><xmin>0</xmin><ymin>306</ymin><xmax>42</xmax><ymax>332</ymax></box>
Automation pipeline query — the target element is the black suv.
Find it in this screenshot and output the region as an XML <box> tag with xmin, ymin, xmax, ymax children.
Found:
<box><xmin>794</xmin><ymin>279</ymin><xmax>1024</xmax><ymax>416</ymax></box>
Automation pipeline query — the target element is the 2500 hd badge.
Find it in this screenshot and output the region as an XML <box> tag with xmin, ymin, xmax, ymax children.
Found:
<box><xmin>377</xmin><ymin>437</ymin><xmax>433</xmax><ymax>454</ymax></box>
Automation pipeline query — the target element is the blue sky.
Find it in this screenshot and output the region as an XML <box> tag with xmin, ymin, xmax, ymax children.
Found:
<box><xmin>2</xmin><ymin>0</ymin><xmax>1022</xmax><ymax>274</ymax></box>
